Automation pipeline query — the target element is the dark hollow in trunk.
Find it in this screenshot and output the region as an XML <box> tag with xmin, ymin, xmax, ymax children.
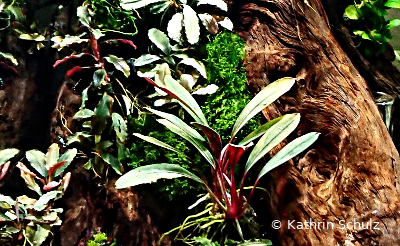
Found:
<box><xmin>231</xmin><ymin>0</ymin><xmax>400</xmax><ymax>245</ymax></box>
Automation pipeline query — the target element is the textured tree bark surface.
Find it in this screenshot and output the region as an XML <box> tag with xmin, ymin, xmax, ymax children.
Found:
<box><xmin>231</xmin><ymin>0</ymin><xmax>400</xmax><ymax>245</ymax></box>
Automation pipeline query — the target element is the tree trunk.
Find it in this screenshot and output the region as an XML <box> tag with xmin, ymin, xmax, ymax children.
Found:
<box><xmin>231</xmin><ymin>0</ymin><xmax>400</xmax><ymax>245</ymax></box>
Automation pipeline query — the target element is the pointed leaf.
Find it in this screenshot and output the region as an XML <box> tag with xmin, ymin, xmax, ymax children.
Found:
<box><xmin>198</xmin><ymin>14</ymin><xmax>218</xmax><ymax>34</ymax></box>
<box><xmin>47</xmin><ymin>161</ymin><xmax>67</xmax><ymax>178</ymax></box>
<box><xmin>192</xmin><ymin>122</ymin><xmax>222</xmax><ymax>159</ymax></box>
<box><xmin>115</xmin><ymin>164</ymin><xmax>203</xmax><ymax>189</ymax></box>
<box><xmin>53</xmin><ymin>53</ymin><xmax>93</xmax><ymax>68</ymax></box>
<box><xmin>93</xmin><ymin>69</ymin><xmax>106</xmax><ymax>88</ymax></box>
<box><xmin>133</xmin><ymin>133</ymin><xmax>188</xmax><ymax>157</ymax></box>
<box><xmin>218</xmin><ymin>17</ymin><xmax>233</xmax><ymax>31</ymax></box>
<box><xmin>168</xmin><ymin>13</ymin><xmax>183</xmax><ymax>42</ymax></box>
<box><xmin>45</xmin><ymin>143</ymin><xmax>60</xmax><ymax>170</ymax></box>
<box><xmin>26</xmin><ymin>150</ymin><xmax>46</xmax><ymax>177</ymax></box>
<box><xmin>183</xmin><ymin>5</ymin><xmax>200</xmax><ymax>44</ymax></box>
<box><xmin>178</xmin><ymin>58</ymin><xmax>207</xmax><ymax>78</ymax></box>
<box><xmin>157</xmin><ymin>119</ymin><xmax>215</xmax><ymax>167</ymax></box>
<box><xmin>101</xmin><ymin>152</ymin><xmax>124</xmax><ymax>175</ymax></box>
<box><xmin>197</xmin><ymin>0</ymin><xmax>228</xmax><ymax>11</ymax></box>
<box><xmin>0</xmin><ymin>52</ymin><xmax>18</xmax><ymax>66</ymax></box>
<box><xmin>73</xmin><ymin>109</ymin><xmax>94</xmax><ymax>119</ymax></box>
<box><xmin>245</xmin><ymin>114</ymin><xmax>300</xmax><ymax>173</ymax></box>
<box><xmin>112</xmin><ymin>113</ymin><xmax>128</xmax><ymax>142</ymax></box>
<box><xmin>148</xmin><ymin>28</ymin><xmax>171</xmax><ymax>55</ymax></box>
<box><xmin>121</xmin><ymin>0</ymin><xmax>167</xmax><ymax>10</ymax></box>
<box><xmin>385</xmin><ymin>0</ymin><xmax>400</xmax><ymax>8</ymax></box>
<box><xmin>164</xmin><ymin>76</ymin><xmax>208</xmax><ymax>125</ymax></box>
<box><xmin>0</xmin><ymin>148</ymin><xmax>19</xmax><ymax>166</ymax></box>
<box><xmin>33</xmin><ymin>191</ymin><xmax>61</xmax><ymax>211</ymax></box>
<box><xmin>104</xmin><ymin>55</ymin><xmax>130</xmax><ymax>77</ymax></box>
<box><xmin>150</xmin><ymin>1</ymin><xmax>170</xmax><ymax>13</ymax></box>
<box><xmin>239</xmin><ymin>116</ymin><xmax>283</xmax><ymax>145</ymax></box>
<box><xmin>231</xmin><ymin>77</ymin><xmax>296</xmax><ymax>139</ymax></box>
<box><xmin>134</xmin><ymin>54</ymin><xmax>161</xmax><ymax>67</ymax></box>
<box><xmin>146</xmin><ymin>107</ymin><xmax>205</xmax><ymax>141</ymax></box>
<box><xmin>92</xmin><ymin>93</ymin><xmax>112</xmax><ymax>135</ymax></box>
<box><xmin>257</xmin><ymin>132</ymin><xmax>320</xmax><ymax>179</ymax></box>
<box><xmin>54</xmin><ymin>148</ymin><xmax>77</xmax><ymax>177</ymax></box>
<box><xmin>77</xmin><ymin>5</ymin><xmax>91</xmax><ymax>27</ymax></box>
<box><xmin>16</xmin><ymin>162</ymin><xmax>42</xmax><ymax>196</ymax></box>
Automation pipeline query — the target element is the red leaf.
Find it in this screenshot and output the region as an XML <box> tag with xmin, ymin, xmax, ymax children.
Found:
<box><xmin>102</xmin><ymin>39</ymin><xmax>137</xmax><ymax>49</ymax></box>
<box><xmin>192</xmin><ymin>122</ymin><xmax>222</xmax><ymax>159</ymax></box>
<box><xmin>66</xmin><ymin>66</ymin><xmax>84</xmax><ymax>77</ymax></box>
<box><xmin>53</xmin><ymin>53</ymin><xmax>94</xmax><ymax>68</ymax></box>
<box><xmin>47</xmin><ymin>161</ymin><xmax>67</xmax><ymax>178</ymax></box>
<box><xmin>43</xmin><ymin>181</ymin><xmax>60</xmax><ymax>191</ymax></box>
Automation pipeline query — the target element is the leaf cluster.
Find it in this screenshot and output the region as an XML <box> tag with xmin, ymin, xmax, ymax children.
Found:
<box><xmin>344</xmin><ymin>0</ymin><xmax>400</xmax><ymax>55</ymax></box>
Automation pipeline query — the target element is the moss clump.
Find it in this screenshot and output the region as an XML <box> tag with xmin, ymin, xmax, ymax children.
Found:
<box><xmin>203</xmin><ymin>31</ymin><xmax>259</xmax><ymax>143</ymax></box>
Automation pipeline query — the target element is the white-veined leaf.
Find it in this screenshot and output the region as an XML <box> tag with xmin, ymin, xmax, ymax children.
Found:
<box><xmin>26</xmin><ymin>150</ymin><xmax>46</xmax><ymax>177</ymax></box>
<box><xmin>168</xmin><ymin>13</ymin><xmax>183</xmax><ymax>42</ymax></box>
<box><xmin>134</xmin><ymin>54</ymin><xmax>161</xmax><ymax>66</ymax></box>
<box><xmin>197</xmin><ymin>0</ymin><xmax>228</xmax><ymax>11</ymax></box>
<box><xmin>104</xmin><ymin>55</ymin><xmax>130</xmax><ymax>77</ymax></box>
<box><xmin>257</xmin><ymin>132</ymin><xmax>320</xmax><ymax>179</ymax></box>
<box><xmin>183</xmin><ymin>5</ymin><xmax>200</xmax><ymax>44</ymax></box>
<box><xmin>192</xmin><ymin>84</ymin><xmax>218</xmax><ymax>95</ymax></box>
<box><xmin>115</xmin><ymin>164</ymin><xmax>203</xmax><ymax>189</ymax></box>
<box><xmin>231</xmin><ymin>77</ymin><xmax>296</xmax><ymax>139</ymax></box>
<box><xmin>0</xmin><ymin>148</ymin><xmax>19</xmax><ymax>166</ymax></box>
<box><xmin>198</xmin><ymin>13</ymin><xmax>218</xmax><ymax>34</ymax></box>
<box><xmin>178</xmin><ymin>58</ymin><xmax>207</xmax><ymax>78</ymax></box>
<box><xmin>121</xmin><ymin>0</ymin><xmax>167</xmax><ymax>10</ymax></box>
<box><xmin>149</xmin><ymin>1</ymin><xmax>170</xmax><ymax>14</ymax></box>
<box><xmin>149</xmin><ymin>28</ymin><xmax>171</xmax><ymax>55</ymax></box>
<box><xmin>245</xmin><ymin>114</ymin><xmax>300</xmax><ymax>173</ymax></box>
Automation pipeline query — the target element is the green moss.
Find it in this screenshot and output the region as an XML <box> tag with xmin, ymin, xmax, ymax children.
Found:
<box><xmin>203</xmin><ymin>31</ymin><xmax>259</xmax><ymax>143</ymax></box>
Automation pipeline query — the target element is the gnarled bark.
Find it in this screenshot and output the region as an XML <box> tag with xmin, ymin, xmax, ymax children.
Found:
<box><xmin>231</xmin><ymin>0</ymin><xmax>400</xmax><ymax>245</ymax></box>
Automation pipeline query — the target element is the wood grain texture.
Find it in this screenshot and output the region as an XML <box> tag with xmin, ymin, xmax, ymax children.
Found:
<box><xmin>230</xmin><ymin>0</ymin><xmax>400</xmax><ymax>245</ymax></box>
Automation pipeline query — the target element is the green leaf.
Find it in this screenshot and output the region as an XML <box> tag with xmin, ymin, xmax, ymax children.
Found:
<box><xmin>183</xmin><ymin>4</ymin><xmax>200</xmax><ymax>44</ymax></box>
<box><xmin>146</xmin><ymin>107</ymin><xmax>205</xmax><ymax>141</ymax></box>
<box><xmin>148</xmin><ymin>28</ymin><xmax>171</xmax><ymax>55</ymax></box>
<box><xmin>133</xmin><ymin>133</ymin><xmax>188</xmax><ymax>157</ymax></box>
<box><xmin>197</xmin><ymin>0</ymin><xmax>228</xmax><ymax>11</ymax></box>
<box><xmin>104</xmin><ymin>55</ymin><xmax>130</xmax><ymax>77</ymax></box>
<box><xmin>344</xmin><ymin>5</ymin><xmax>360</xmax><ymax>20</ymax></box>
<box><xmin>73</xmin><ymin>109</ymin><xmax>95</xmax><ymax>120</ymax></box>
<box><xmin>231</xmin><ymin>77</ymin><xmax>296</xmax><ymax>139</ymax></box>
<box><xmin>19</xmin><ymin>33</ymin><xmax>45</xmax><ymax>41</ymax></box>
<box><xmin>120</xmin><ymin>0</ymin><xmax>167</xmax><ymax>10</ymax></box>
<box><xmin>17</xmin><ymin>163</ymin><xmax>42</xmax><ymax>196</ymax></box>
<box><xmin>32</xmin><ymin>224</ymin><xmax>50</xmax><ymax>246</ymax></box>
<box><xmin>164</xmin><ymin>76</ymin><xmax>208</xmax><ymax>125</ymax></box>
<box><xmin>115</xmin><ymin>164</ymin><xmax>203</xmax><ymax>189</ymax></box>
<box><xmin>245</xmin><ymin>114</ymin><xmax>300</xmax><ymax>173</ymax></box>
<box><xmin>239</xmin><ymin>116</ymin><xmax>283</xmax><ymax>145</ymax></box>
<box><xmin>178</xmin><ymin>58</ymin><xmax>207</xmax><ymax>78</ymax></box>
<box><xmin>112</xmin><ymin>113</ymin><xmax>128</xmax><ymax>142</ymax></box>
<box><xmin>101</xmin><ymin>152</ymin><xmax>124</xmax><ymax>175</ymax></box>
<box><xmin>0</xmin><ymin>148</ymin><xmax>19</xmax><ymax>166</ymax></box>
<box><xmin>149</xmin><ymin>1</ymin><xmax>170</xmax><ymax>14</ymax></box>
<box><xmin>45</xmin><ymin>143</ymin><xmax>60</xmax><ymax>171</ymax></box>
<box><xmin>168</xmin><ymin>13</ymin><xmax>183</xmax><ymax>42</ymax></box>
<box><xmin>33</xmin><ymin>191</ymin><xmax>62</xmax><ymax>211</ymax></box>
<box><xmin>92</xmin><ymin>93</ymin><xmax>112</xmax><ymax>135</ymax></box>
<box><xmin>93</xmin><ymin>69</ymin><xmax>106</xmax><ymax>88</ymax></box>
<box><xmin>353</xmin><ymin>30</ymin><xmax>371</xmax><ymax>40</ymax></box>
<box><xmin>95</xmin><ymin>141</ymin><xmax>113</xmax><ymax>151</ymax></box>
<box><xmin>77</xmin><ymin>5</ymin><xmax>91</xmax><ymax>27</ymax></box>
<box><xmin>385</xmin><ymin>0</ymin><xmax>400</xmax><ymax>8</ymax></box>
<box><xmin>80</xmin><ymin>86</ymin><xmax>90</xmax><ymax>110</ymax></box>
<box><xmin>134</xmin><ymin>54</ymin><xmax>161</xmax><ymax>66</ymax></box>
<box><xmin>0</xmin><ymin>194</ymin><xmax>15</xmax><ymax>208</ymax></box>
<box><xmin>26</xmin><ymin>150</ymin><xmax>46</xmax><ymax>177</ymax></box>
<box><xmin>257</xmin><ymin>132</ymin><xmax>320</xmax><ymax>180</ymax></box>
<box><xmin>192</xmin><ymin>122</ymin><xmax>221</xmax><ymax>159</ymax></box>
<box><xmin>53</xmin><ymin>148</ymin><xmax>77</xmax><ymax>177</ymax></box>
<box><xmin>157</xmin><ymin>119</ymin><xmax>215</xmax><ymax>167</ymax></box>
<box><xmin>386</xmin><ymin>19</ymin><xmax>400</xmax><ymax>30</ymax></box>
